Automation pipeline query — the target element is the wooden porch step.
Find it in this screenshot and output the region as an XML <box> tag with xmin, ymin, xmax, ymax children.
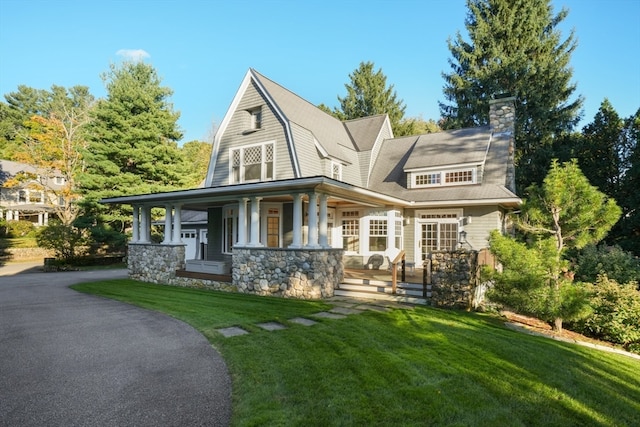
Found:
<box><xmin>335</xmin><ymin>282</ymin><xmax>430</xmax><ymax>305</ymax></box>
<box><xmin>340</xmin><ymin>279</ymin><xmax>430</xmax><ymax>296</ymax></box>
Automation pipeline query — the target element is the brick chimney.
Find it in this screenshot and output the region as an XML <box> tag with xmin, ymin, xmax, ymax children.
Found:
<box><xmin>489</xmin><ymin>95</ymin><xmax>516</xmax><ymax>194</ymax></box>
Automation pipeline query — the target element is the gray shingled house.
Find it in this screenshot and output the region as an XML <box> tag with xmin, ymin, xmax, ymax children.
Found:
<box><xmin>103</xmin><ymin>69</ymin><xmax>520</xmax><ymax>301</ymax></box>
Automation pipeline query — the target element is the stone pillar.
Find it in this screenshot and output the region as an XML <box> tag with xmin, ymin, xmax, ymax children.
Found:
<box><xmin>318</xmin><ymin>193</ymin><xmax>329</xmax><ymax>248</ymax></box>
<box><xmin>172</xmin><ymin>205</ymin><xmax>182</xmax><ymax>244</ymax></box>
<box><xmin>306</xmin><ymin>192</ymin><xmax>319</xmax><ymax>248</ymax></box>
<box><xmin>289</xmin><ymin>193</ymin><xmax>303</xmax><ymax>248</ymax></box>
<box><xmin>163</xmin><ymin>204</ymin><xmax>173</xmax><ymax>244</ymax></box>
<box><xmin>248</xmin><ymin>197</ymin><xmax>262</xmax><ymax>247</ymax></box>
<box><xmin>237</xmin><ymin>198</ymin><xmax>248</xmax><ymax>246</ymax></box>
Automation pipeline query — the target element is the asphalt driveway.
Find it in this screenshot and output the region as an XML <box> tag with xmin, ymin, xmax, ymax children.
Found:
<box><xmin>0</xmin><ymin>265</ymin><xmax>232</xmax><ymax>426</ymax></box>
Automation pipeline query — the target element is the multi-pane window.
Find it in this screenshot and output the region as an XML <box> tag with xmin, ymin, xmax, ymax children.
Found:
<box><xmin>445</xmin><ymin>170</ymin><xmax>474</xmax><ymax>184</ymax></box>
<box><xmin>230</xmin><ymin>142</ymin><xmax>274</xmax><ymax>183</ymax></box>
<box><xmin>415</xmin><ymin>173</ymin><xmax>440</xmax><ymax>186</ymax></box>
<box><xmin>368</xmin><ymin>219</ymin><xmax>387</xmax><ymax>251</ymax></box>
<box><xmin>341</xmin><ymin>211</ymin><xmax>360</xmax><ymax>252</ymax></box>
<box><xmin>266</xmin><ymin>208</ymin><xmax>279</xmax><ymax>248</ymax></box>
<box><xmin>413</xmin><ymin>168</ymin><xmax>476</xmax><ymax>187</ymax></box>
<box><xmin>331</xmin><ymin>162</ymin><xmax>342</xmax><ymax>180</ymax></box>
<box><xmin>418</xmin><ymin>210</ymin><xmax>462</xmax><ymax>260</ymax></box>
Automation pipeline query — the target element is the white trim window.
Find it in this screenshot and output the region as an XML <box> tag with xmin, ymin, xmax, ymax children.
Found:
<box><xmin>412</xmin><ymin>167</ymin><xmax>477</xmax><ymax>188</ymax></box>
<box><xmin>331</xmin><ymin>161</ymin><xmax>342</xmax><ymax>181</ymax></box>
<box><xmin>249</xmin><ymin>107</ymin><xmax>262</xmax><ymax>130</ymax></box>
<box><xmin>416</xmin><ymin>209</ymin><xmax>463</xmax><ymax>260</ymax></box>
<box><xmin>341</xmin><ymin>210</ymin><xmax>360</xmax><ymax>253</ymax></box>
<box><xmin>230</xmin><ymin>142</ymin><xmax>274</xmax><ymax>184</ymax></box>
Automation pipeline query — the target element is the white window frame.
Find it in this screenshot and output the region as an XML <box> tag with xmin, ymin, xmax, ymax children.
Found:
<box><xmin>331</xmin><ymin>161</ymin><xmax>342</xmax><ymax>181</ymax></box>
<box><xmin>230</xmin><ymin>141</ymin><xmax>275</xmax><ymax>184</ymax></box>
<box><xmin>412</xmin><ymin>166</ymin><xmax>477</xmax><ymax>188</ymax></box>
<box><xmin>339</xmin><ymin>209</ymin><xmax>361</xmax><ymax>254</ymax></box>
<box><xmin>414</xmin><ymin>209</ymin><xmax>463</xmax><ymax>262</ymax></box>
<box><xmin>249</xmin><ymin>107</ymin><xmax>262</xmax><ymax>130</ymax></box>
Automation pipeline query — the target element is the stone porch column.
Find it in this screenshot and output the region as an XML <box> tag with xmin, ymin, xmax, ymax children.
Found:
<box><xmin>289</xmin><ymin>193</ymin><xmax>303</xmax><ymax>248</ymax></box>
<box><xmin>306</xmin><ymin>192</ymin><xmax>319</xmax><ymax>248</ymax></box>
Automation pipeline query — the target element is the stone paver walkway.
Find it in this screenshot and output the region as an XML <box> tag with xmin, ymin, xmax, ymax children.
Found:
<box><xmin>214</xmin><ymin>297</ymin><xmax>411</xmax><ymax>338</ymax></box>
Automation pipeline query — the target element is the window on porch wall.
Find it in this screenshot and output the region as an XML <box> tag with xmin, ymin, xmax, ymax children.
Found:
<box><xmin>223</xmin><ymin>208</ymin><xmax>236</xmax><ymax>253</ymax></box>
<box><xmin>341</xmin><ymin>218</ymin><xmax>359</xmax><ymax>252</ymax></box>
<box><xmin>368</xmin><ymin>219</ymin><xmax>387</xmax><ymax>252</ymax></box>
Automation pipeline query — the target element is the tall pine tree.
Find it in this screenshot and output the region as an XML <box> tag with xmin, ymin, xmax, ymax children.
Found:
<box><xmin>80</xmin><ymin>61</ymin><xmax>187</xmax><ymax>230</ymax></box>
<box><xmin>323</xmin><ymin>61</ymin><xmax>408</xmax><ymax>136</ymax></box>
<box><xmin>440</xmin><ymin>0</ymin><xmax>583</xmax><ymax>191</ymax></box>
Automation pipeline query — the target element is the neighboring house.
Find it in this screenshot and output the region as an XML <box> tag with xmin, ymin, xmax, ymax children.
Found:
<box><xmin>0</xmin><ymin>159</ymin><xmax>65</xmax><ymax>226</ymax></box>
<box><xmin>103</xmin><ymin>69</ymin><xmax>520</xmax><ymax>299</ymax></box>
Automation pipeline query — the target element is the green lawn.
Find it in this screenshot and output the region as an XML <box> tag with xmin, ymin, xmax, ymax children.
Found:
<box><xmin>72</xmin><ymin>280</ymin><xmax>640</xmax><ymax>427</ymax></box>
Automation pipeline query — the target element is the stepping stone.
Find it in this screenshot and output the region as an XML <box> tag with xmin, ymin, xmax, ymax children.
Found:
<box><xmin>330</xmin><ymin>306</ymin><xmax>364</xmax><ymax>315</ymax></box>
<box><xmin>256</xmin><ymin>322</ymin><xmax>287</xmax><ymax>331</ymax></box>
<box><xmin>217</xmin><ymin>326</ymin><xmax>249</xmax><ymax>337</ymax></box>
<box><xmin>312</xmin><ymin>311</ymin><xmax>347</xmax><ymax>320</ymax></box>
<box><xmin>289</xmin><ymin>317</ymin><xmax>317</xmax><ymax>326</ymax></box>
<box><xmin>356</xmin><ymin>304</ymin><xmax>390</xmax><ymax>312</ymax></box>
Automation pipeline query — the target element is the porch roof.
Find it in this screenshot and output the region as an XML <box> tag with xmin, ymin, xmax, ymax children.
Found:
<box><xmin>101</xmin><ymin>176</ymin><xmax>408</xmax><ymax>209</ymax></box>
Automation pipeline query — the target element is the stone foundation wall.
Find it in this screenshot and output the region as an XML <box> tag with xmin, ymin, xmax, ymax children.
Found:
<box><xmin>429</xmin><ymin>250</ymin><xmax>478</xmax><ymax>309</ymax></box>
<box><xmin>1</xmin><ymin>247</ymin><xmax>54</xmax><ymax>262</ymax></box>
<box><xmin>127</xmin><ymin>244</ymin><xmax>344</xmax><ymax>300</ymax></box>
<box><xmin>233</xmin><ymin>248</ymin><xmax>344</xmax><ymax>299</ymax></box>
<box><xmin>128</xmin><ymin>243</ymin><xmax>186</xmax><ymax>284</ymax></box>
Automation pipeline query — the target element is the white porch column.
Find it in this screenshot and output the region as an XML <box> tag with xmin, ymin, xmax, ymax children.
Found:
<box><xmin>38</xmin><ymin>212</ymin><xmax>43</xmax><ymax>226</ymax></box>
<box><xmin>318</xmin><ymin>193</ymin><xmax>329</xmax><ymax>248</ymax></box>
<box><xmin>248</xmin><ymin>196</ymin><xmax>263</xmax><ymax>247</ymax></box>
<box><xmin>172</xmin><ymin>205</ymin><xmax>182</xmax><ymax>243</ymax></box>
<box><xmin>132</xmin><ymin>205</ymin><xmax>140</xmax><ymax>243</ymax></box>
<box><xmin>289</xmin><ymin>193</ymin><xmax>303</xmax><ymax>248</ymax></box>
<box><xmin>162</xmin><ymin>204</ymin><xmax>173</xmax><ymax>244</ymax></box>
<box><xmin>387</xmin><ymin>209</ymin><xmax>396</xmax><ymax>249</ymax></box>
<box><xmin>140</xmin><ymin>206</ymin><xmax>151</xmax><ymax>243</ymax></box>
<box><xmin>236</xmin><ymin>198</ymin><xmax>248</xmax><ymax>246</ymax></box>
<box><xmin>305</xmin><ymin>192</ymin><xmax>319</xmax><ymax>248</ymax></box>
<box><xmin>43</xmin><ymin>212</ymin><xmax>48</xmax><ymax>226</ymax></box>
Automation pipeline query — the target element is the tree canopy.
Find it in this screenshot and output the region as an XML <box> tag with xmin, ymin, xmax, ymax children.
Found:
<box><xmin>79</xmin><ymin>61</ymin><xmax>188</xmax><ymax>233</ymax></box>
<box><xmin>440</xmin><ymin>0</ymin><xmax>583</xmax><ymax>191</ymax></box>
<box><xmin>322</xmin><ymin>61</ymin><xmax>409</xmax><ymax>136</ymax></box>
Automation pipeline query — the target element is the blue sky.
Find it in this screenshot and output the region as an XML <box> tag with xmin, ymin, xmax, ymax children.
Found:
<box><xmin>1</xmin><ymin>0</ymin><xmax>638</xmax><ymax>144</ymax></box>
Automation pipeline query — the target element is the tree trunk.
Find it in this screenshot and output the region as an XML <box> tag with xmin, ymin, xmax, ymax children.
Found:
<box><xmin>553</xmin><ymin>317</ymin><xmax>563</xmax><ymax>332</ymax></box>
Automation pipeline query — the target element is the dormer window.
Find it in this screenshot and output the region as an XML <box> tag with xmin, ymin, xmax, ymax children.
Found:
<box><xmin>411</xmin><ymin>166</ymin><xmax>477</xmax><ymax>188</ymax></box>
<box><xmin>331</xmin><ymin>161</ymin><xmax>342</xmax><ymax>181</ymax></box>
<box><xmin>249</xmin><ymin>107</ymin><xmax>262</xmax><ymax>130</ymax></box>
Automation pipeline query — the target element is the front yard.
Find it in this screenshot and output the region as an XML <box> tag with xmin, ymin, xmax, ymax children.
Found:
<box><xmin>72</xmin><ymin>280</ymin><xmax>640</xmax><ymax>426</ymax></box>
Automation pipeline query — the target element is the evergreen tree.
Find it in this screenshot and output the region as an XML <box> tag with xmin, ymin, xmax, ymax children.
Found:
<box><xmin>488</xmin><ymin>160</ymin><xmax>621</xmax><ymax>331</ymax></box>
<box><xmin>326</xmin><ymin>61</ymin><xmax>408</xmax><ymax>136</ymax></box>
<box><xmin>440</xmin><ymin>0</ymin><xmax>583</xmax><ymax>191</ymax></box>
<box><xmin>80</xmin><ymin>61</ymin><xmax>187</xmax><ymax>230</ymax></box>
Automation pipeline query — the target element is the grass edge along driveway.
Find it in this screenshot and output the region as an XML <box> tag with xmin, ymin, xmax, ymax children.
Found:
<box><xmin>72</xmin><ymin>279</ymin><xmax>640</xmax><ymax>427</ymax></box>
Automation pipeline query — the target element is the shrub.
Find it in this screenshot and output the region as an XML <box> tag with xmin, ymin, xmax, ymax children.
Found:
<box><xmin>7</xmin><ymin>220</ymin><xmax>36</xmax><ymax>238</ymax></box>
<box><xmin>36</xmin><ymin>223</ymin><xmax>87</xmax><ymax>260</ymax></box>
<box><xmin>573</xmin><ymin>244</ymin><xmax>640</xmax><ymax>285</ymax></box>
<box><xmin>571</xmin><ymin>276</ymin><xmax>640</xmax><ymax>353</ymax></box>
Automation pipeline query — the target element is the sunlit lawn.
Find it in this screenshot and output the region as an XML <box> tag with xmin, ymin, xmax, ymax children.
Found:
<box><xmin>72</xmin><ymin>280</ymin><xmax>640</xmax><ymax>427</ymax></box>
